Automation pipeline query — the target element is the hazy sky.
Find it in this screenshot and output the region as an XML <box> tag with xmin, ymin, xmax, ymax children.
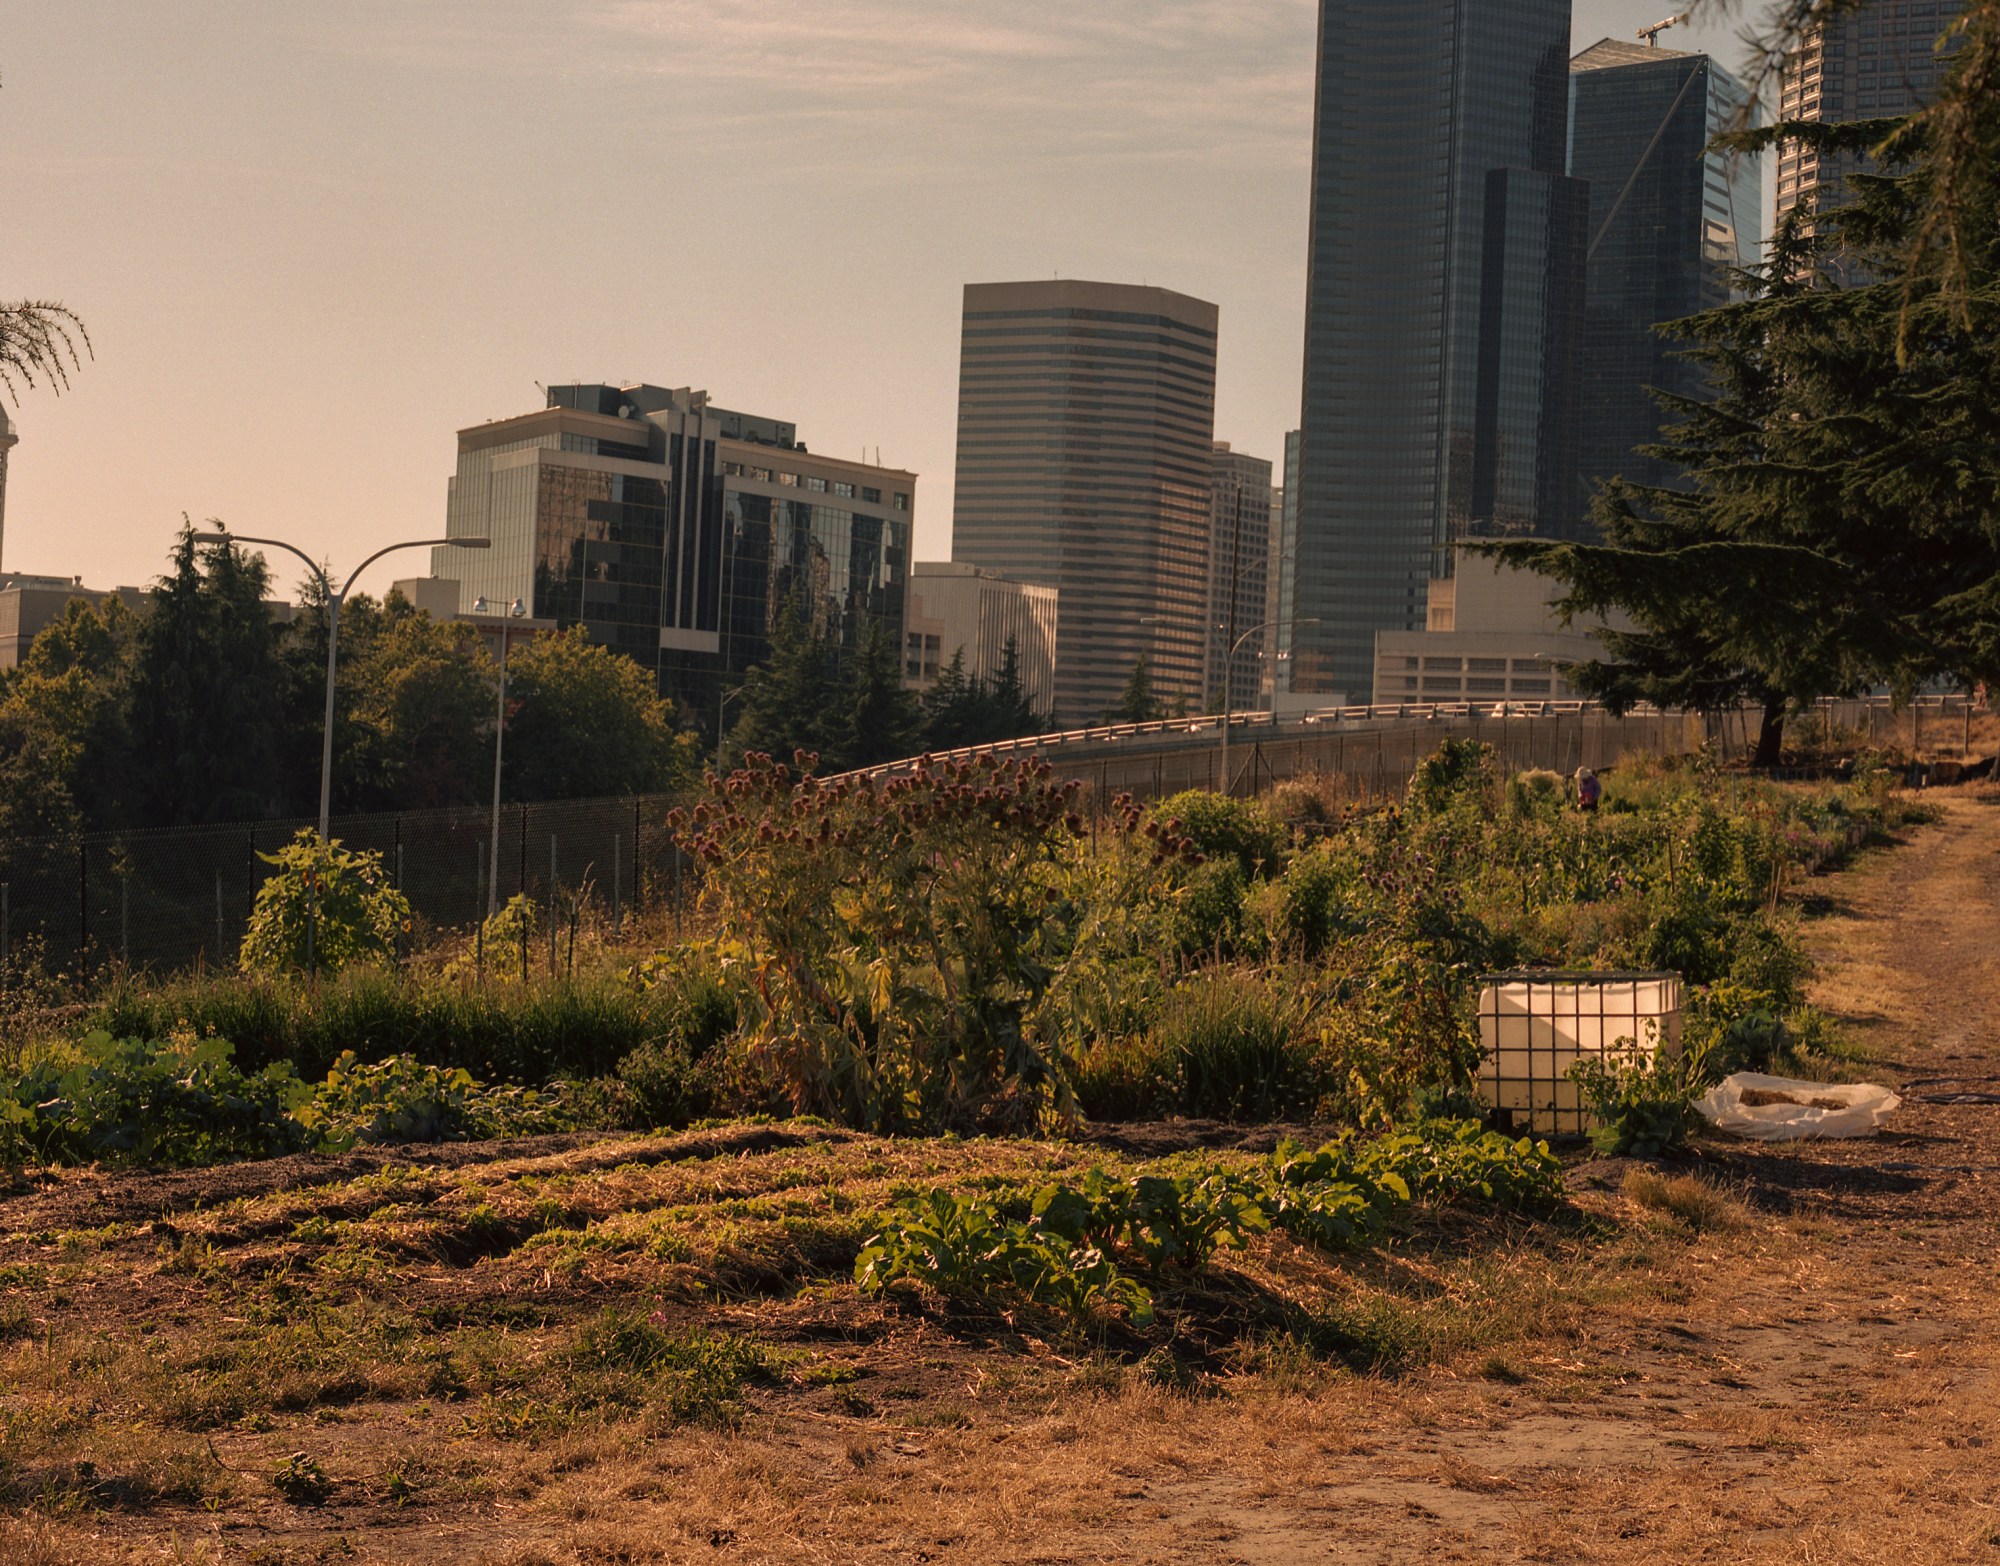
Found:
<box><xmin>4</xmin><ymin>0</ymin><xmax>1757</xmax><ymax>599</ymax></box>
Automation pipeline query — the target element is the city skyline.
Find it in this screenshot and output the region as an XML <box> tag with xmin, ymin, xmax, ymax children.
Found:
<box><xmin>5</xmin><ymin>1</ymin><xmax>1750</xmax><ymax>602</ymax></box>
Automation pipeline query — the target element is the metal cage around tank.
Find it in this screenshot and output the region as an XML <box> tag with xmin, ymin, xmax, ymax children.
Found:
<box><xmin>1476</xmin><ymin>970</ymin><xmax>1684</xmax><ymax>1137</ymax></box>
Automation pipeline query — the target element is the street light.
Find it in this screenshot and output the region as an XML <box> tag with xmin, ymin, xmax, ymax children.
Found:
<box><xmin>1219</xmin><ymin>618</ymin><xmax>1319</xmax><ymax>795</ymax></box>
<box><xmin>193</xmin><ymin>529</ymin><xmax>490</xmax><ymax>840</ymax></box>
<box><xmin>715</xmin><ymin>683</ymin><xmax>747</xmax><ymax>771</ymax></box>
<box><xmin>478</xmin><ymin>597</ymin><xmax>529</xmax><ymax>918</ymax></box>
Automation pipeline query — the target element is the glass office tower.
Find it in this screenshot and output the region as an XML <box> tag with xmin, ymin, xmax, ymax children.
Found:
<box><xmin>1778</xmin><ymin>0</ymin><xmax>1963</xmax><ymax>233</ymax></box>
<box><xmin>1291</xmin><ymin>0</ymin><xmax>1580</xmax><ymax>699</ymax></box>
<box><xmin>1206</xmin><ymin>442</ymin><xmax>1277</xmax><ymax>713</ymax></box>
<box><xmin>1570</xmin><ymin>40</ymin><xmax>1761</xmax><ymax>506</ymax></box>
<box><xmin>440</xmin><ymin>383</ymin><xmax>912</xmax><ymax>729</ymax></box>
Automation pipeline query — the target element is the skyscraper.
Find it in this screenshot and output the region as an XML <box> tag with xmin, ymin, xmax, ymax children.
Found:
<box><xmin>1290</xmin><ymin>0</ymin><xmax>1583</xmax><ymax>700</ymax></box>
<box><xmin>950</xmin><ymin>280</ymin><xmax>1218</xmax><ymax>721</ymax></box>
<box><xmin>1206</xmin><ymin>442</ymin><xmax>1276</xmax><ymax>714</ymax></box>
<box><xmin>1570</xmin><ymin>39</ymin><xmax>1762</xmax><ymax>503</ymax></box>
<box><xmin>1778</xmin><ymin>0</ymin><xmax>1964</xmax><ymax>244</ymax></box>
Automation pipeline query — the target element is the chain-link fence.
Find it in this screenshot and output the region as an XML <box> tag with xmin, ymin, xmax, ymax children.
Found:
<box><xmin>0</xmin><ymin>697</ymin><xmax>1974</xmax><ymax>978</ymax></box>
<box><xmin>0</xmin><ymin>795</ymin><xmax>697</xmax><ymax>978</ymax></box>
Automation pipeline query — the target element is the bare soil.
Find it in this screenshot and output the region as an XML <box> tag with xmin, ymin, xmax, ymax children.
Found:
<box><xmin>4</xmin><ymin>792</ymin><xmax>2000</xmax><ymax>1564</ymax></box>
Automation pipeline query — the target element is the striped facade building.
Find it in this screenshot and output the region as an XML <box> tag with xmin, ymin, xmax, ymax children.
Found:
<box><xmin>948</xmin><ymin>279</ymin><xmax>1218</xmax><ymax>722</ymax></box>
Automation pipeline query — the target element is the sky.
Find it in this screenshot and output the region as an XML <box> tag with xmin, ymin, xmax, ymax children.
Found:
<box><xmin>3</xmin><ymin>0</ymin><xmax>1760</xmax><ymax>600</ymax></box>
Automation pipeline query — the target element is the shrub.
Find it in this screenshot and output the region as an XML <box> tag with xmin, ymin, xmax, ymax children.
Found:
<box><xmin>1407</xmin><ymin>738</ymin><xmax>1495</xmax><ymax>817</ymax></box>
<box><xmin>1075</xmin><ymin>970</ymin><xmax>1324</xmax><ymax>1122</ymax></box>
<box><xmin>240</xmin><ymin>831</ymin><xmax>412</xmax><ymax>978</ymax></box>
<box><xmin>673</xmin><ymin>752</ymin><xmax>1101</xmax><ymax>1133</ymax></box>
<box><xmin>1257</xmin><ymin>841</ymin><xmax>1363</xmax><ymax>958</ymax></box>
<box><xmin>1507</xmin><ymin>769</ymin><xmax>1565</xmax><ymax>815</ymax></box>
<box><xmin>4</xmin><ymin>1028</ymin><xmax>309</xmax><ymax>1167</ymax></box>
<box><xmin>631</xmin><ymin>949</ymin><xmax>739</xmax><ymax>1057</ymax></box>
<box><xmin>292</xmin><ymin>1051</ymin><xmax>572</xmax><ymax>1149</ymax></box>
<box><xmin>1268</xmin><ymin>774</ymin><xmax>1338</xmax><ymax>827</ymax></box>
<box><xmin>1151</xmin><ymin>791</ymin><xmax>1286</xmax><ymax>879</ymax></box>
<box><xmin>1171</xmin><ymin>859</ymin><xmax>1247</xmax><ymax>957</ymax></box>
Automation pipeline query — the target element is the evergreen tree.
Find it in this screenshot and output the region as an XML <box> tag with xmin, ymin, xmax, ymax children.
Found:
<box><xmin>124</xmin><ymin>524</ymin><xmax>286</xmax><ymax>824</ymax></box>
<box><xmin>726</xmin><ymin>593</ymin><xmax>841</xmax><ymax>767</ymax></box>
<box><xmin>840</xmin><ymin>620</ymin><xmax>924</xmax><ymax>768</ymax></box>
<box><xmin>987</xmin><ymin>635</ymin><xmax>1044</xmax><ymax>738</ymax></box>
<box><xmin>1111</xmin><ymin>656</ymin><xmax>1161</xmax><ymax>725</ymax></box>
<box><xmin>922</xmin><ymin>648</ymin><xmax>982</xmax><ymax>751</ymax></box>
<box><xmin>1492</xmin><ymin>115</ymin><xmax>2000</xmax><ymax>765</ymax></box>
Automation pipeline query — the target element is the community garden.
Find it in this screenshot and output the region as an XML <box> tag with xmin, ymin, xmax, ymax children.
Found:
<box><xmin>0</xmin><ymin>739</ymin><xmax>1951</xmax><ymax>1562</ymax></box>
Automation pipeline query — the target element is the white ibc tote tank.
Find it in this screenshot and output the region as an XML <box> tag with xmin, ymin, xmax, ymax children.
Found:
<box><xmin>1476</xmin><ymin>971</ymin><xmax>1683</xmax><ymax>1136</ymax></box>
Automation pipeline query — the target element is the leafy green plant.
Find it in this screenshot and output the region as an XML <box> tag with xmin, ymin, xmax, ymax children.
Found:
<box><xmin>854</xmin><ymin>1188</ymin><xmax>1154</xmax><ymax>1327</ymax></box>
<box><xmin>854</xmin><ymin>1120</ymin><xmax>1559</xmax><ymax>1327</ymax></box>
<box><xmin>270</xmin><ymin>1452</ymin><xmax>333</xmax><ymax>1506</ymax></box>
<box><xmin>1567</xmin><ymin>1031</ymin><xmax>1717</xmax><ymax>1157</ymax></box>
<box><xmin>239</xmin><ymin>830</ymin><xmax>412</xmax><ymax>978</ymax></box>
<box><xmin>294</xmin><ymin>1051</ymin><xmax>571</xmax><ymax>1149</ymax></box>
<box><xmin>4</xmin><ymin>1027</ymin><xmax>309</xmax><ymax>1167</ymax></box>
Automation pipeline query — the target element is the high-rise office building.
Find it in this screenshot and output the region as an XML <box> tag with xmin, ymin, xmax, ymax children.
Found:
<box><xmin>1570</xmin><ymin>40</ymin><xmax>1762</xmax><ymax>503</ymax></box>
<box><xmin>949</xmin><ymin>280</ymin><xmax>1218</xmax><ymax>721</ymax></box>
<box><xmin>1206</xmin><ymin>442</ymin><xmax>1276</xmax><ymax>714</ymax></box>
<box><xmin>1290</xmin><ymin>0</ymin><xmax>1584</xmax><ymax>700</ymax></box>
<box><xmin>437</xmin><ymin>383</ymin><xmax>914</xmax><ymax>726</ymax></box>
<box><xmin>1777</xmin><ymin>0</ymin><xmax>1963</xmax><ymax>255</ymax></box>
<box><xmin>1274</xmin><ymin>430</ymin><xmax>1303</xmax><ymax>699</ymax></box>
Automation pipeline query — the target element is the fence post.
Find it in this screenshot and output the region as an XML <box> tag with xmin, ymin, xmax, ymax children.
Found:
<box><xmin>2</xmin><ymin>882</ymin><xmax>9</xmax><ymax>966</ymax></box>
<box><xmin>120</xmin><ymin>872</ymin><xmax>129</xmax><ymax>968</ymax></box>
<box><xmin>78</xmin><ymin>840</ymin><xmax>88</xmax><ymax>973</ymax></box>
<box><xmin>549</xmin><ymin>835</ymin><xmax>559</xmax><ymax>977</ymax></box>
<box><xmin>215</xmin><ymin>871</ymin><xmax>224</xmax><ymax>969</ymax></box>
<box><xmin>613</xmin><ymin>833</ymin><xmax>622</xmax><ymax>935</ymax></box>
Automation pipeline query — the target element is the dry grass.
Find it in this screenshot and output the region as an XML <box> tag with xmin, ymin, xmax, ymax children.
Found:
<box><xmin>1620</xmin><ymin>1168</ymin><xmax>1747</xmax><ymax>1232</ymax></box>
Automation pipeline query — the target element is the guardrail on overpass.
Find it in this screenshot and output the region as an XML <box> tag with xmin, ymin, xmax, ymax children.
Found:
<box><xmin>838</xmin><ymin>693</ymin><xmax>1978</xmax><ymax>804</ymax></box>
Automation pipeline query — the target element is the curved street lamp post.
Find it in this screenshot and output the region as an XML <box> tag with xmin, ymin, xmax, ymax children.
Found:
<box><xmin>1218</xmin><ymin>617</ymin><xmax>1319</xmax><ymax>795</ymax></box>
<box><xmin>193</xmin><ymin>530</ymin><xmax>491</xmax><ymax>840</ymax></box>
<box><xmin>475</xmin><ymin>595</ymin><xmax>528</xmax><ymax>918</ymax></box>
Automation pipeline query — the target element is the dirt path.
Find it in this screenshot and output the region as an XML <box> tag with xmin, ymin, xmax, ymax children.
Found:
<box><xmin>7</xmin><ymin>793</ymin><xmax>1999</xmax><ymax>1565</ymax></box>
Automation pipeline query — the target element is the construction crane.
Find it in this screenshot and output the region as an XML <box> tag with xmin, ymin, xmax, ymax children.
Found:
<box><xmin>1638</xmin><ymin>11</ymin><xmax>1688</xmax><ymax>46</ymax></box>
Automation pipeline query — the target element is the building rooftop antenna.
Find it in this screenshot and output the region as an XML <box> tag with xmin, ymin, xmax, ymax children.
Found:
<box><xmin>1638</xmin><ymin>11</ymin><xmax>1688</xmax><ymax>46</ymax></box>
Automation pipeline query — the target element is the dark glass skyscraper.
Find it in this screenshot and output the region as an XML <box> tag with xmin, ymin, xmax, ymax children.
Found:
<box><xmin>1289</xmin><ymin>0</ymin><xmax>1581</xmax><ymax>700</ymax></box>
<box><xmin>1570</xmin><ymin>40</ymin><xmax>1761</xmax><ymax>504</ymax></box>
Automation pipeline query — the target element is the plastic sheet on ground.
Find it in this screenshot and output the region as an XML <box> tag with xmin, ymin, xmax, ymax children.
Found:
<box><xmin>1695</xmin><ymin>1072</ymin><xmax>1902</xmax><ymax>1141</ymax></box>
